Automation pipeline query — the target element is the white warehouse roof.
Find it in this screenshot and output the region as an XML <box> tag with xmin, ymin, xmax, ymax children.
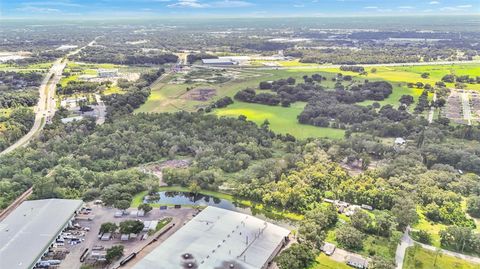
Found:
<box><xmin>0</xmin><ymin>199</ymin><xmax>83</xmax><ymax>269</ymax></box>
<box><xmin>202</xmin><ymin>58</ymin><xmax>237</xmax><ymax>65</ymax></box>
<box><xmin>132</xmin><ymin>206</ymin><xmax>290</xmax><ymax>269</ymax></box>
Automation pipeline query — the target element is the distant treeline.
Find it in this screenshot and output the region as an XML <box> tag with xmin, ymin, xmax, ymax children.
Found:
<box><xmin>0</xmin><ymin>71</ymin><xmax>42</xmax><ymax>108</ymax></box>
<box><xmin>71</xmin><ymin>46</ymin><xmax>178</xmax><ymax>65</ymax></box>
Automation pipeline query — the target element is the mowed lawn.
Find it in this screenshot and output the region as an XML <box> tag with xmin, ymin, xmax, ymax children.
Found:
<box><xmin>214</xmin><ymin>101</ymin><xmax>345</xmax><ymax>139</ymax></box>
<box><xmin>403</xmin><ymin>246</ymin><xmax>479</xmax><ymax>269</ymax></box>
<box><xmin>307</xmin><ymin>253</ymin><xmax>351</xmax><ymax>269</ymax></box>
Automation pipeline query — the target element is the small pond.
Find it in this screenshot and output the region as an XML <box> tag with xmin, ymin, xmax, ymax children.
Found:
<box><xmin>144</xmin><ymin>191</ymin><xmax>295</xmax><ymax>228</ymax></box>
<box><xmin>144</xmin><ymin>191</ymin><xmax>238</xmax><ymax>211</ymax></box>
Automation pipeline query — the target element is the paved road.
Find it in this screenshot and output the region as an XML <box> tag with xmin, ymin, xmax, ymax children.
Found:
<box><xmin>428</xmin><ymin>92</ymin><xmax>437</xmax><ymax>123</ymax></box>
<box><xmin>0</xmin><ymin>40</ymin><xmax>96</xmax><ymax>156</ymax></box>
<box><xmin>94</xmin><ymin>94</ymin><xmax>106</xmax><ymax>125</ymax></box>
<box><xmin>395</xmin><ymin>227</ymin><xmax>480</xmax><ymax>269</ymax></box>
<box><xmin>395</xmin><ymin>229</ymin><xmax>414</xmax><ymax>269</ymax></box>
<box><xmin>461</xmin><ymin>91</ymin><xmax>472</xmax><ymax>125</ymax></box>
<box><xmin>0</xmin><ymin>59</ymin><xmax>65</xmax><ymax>155</ymax></box>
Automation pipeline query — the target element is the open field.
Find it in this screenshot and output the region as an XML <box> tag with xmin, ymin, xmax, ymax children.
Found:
<box><xmin>136</xmin><ymin>63</ymin><xmax>480</xmax><ymax>139</ymax></box>
<box><xmin>403</xmin><ymin>246</ymin><xmax>479</xmax><ymax>269</ymax></box>
<box><xmin>136</xmin><ymin>68</ymin><xmax>347</xmax><ymax>114</ymax></box>
<box><xmin>326</xmin><ymin>228</ymin><xmax>397</xmax><ymax>260</ymax></box>
<box><xmin>307</xmin><ymin>253</ymin><xmax>351</xmax><ymax>269</ymax></box>
<box><xmin>136</xmin><ymin>68</ymin><xmax>349</xmax><ymax>139</ymax></box>
<box><xmin>413</xmin><ymin>212</ymin><xmax>445</xmax><ymax>248</ymax></box>
<box><xmin>321</xmin><ymin>63</ymin><xmax>480</xmax><ymax>91</ymax></box>
<box><xmin>215</xmin><ymin>101</ymin><xmax>345</xmax><ymax>139</ymax></box>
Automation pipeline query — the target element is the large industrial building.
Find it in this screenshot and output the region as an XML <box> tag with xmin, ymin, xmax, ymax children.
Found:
<box><xmin>132</xmin><ymin>206</ymin><xmax>290</xmax><ymax>269</ymax></box>
<box><xmin>0</xmin><ymin>199</ymin><xmax>83</xmax><ymax>269</ymax></box>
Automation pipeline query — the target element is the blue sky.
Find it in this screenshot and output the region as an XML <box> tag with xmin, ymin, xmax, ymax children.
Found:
<box><xmin>2</xmin><ymin>0</ymin><xmax>479</xmax><ymax>19</ymax></box>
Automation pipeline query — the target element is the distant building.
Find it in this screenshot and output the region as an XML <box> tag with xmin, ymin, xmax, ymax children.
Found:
<box><xmin>0</xmin><ymin>199</ymin><xmax>83</xmax><ymax>269</ymax></box>
<box><xmin>394</xmin><ymin>137</ymin><xmax>406</xmax><ymax>145</ymax></box>
<box><xmin>202</xmin><ymin>58</ymin><xmax>238</xmax><ymax>65</ymax></box>
<box><xmin>100</xmin><ymin>233</ymin><xmax>112</xmax><ymax>241</ymax></box>
<box><xmin>321</xmin><ymin>243</ymin><xmax>336</xmax><ymax>256</ymax></box>
<box><xmin>61</xmin><ymin>116</ymin><xmax>84</xmax><ymax>124</ymax></box>
<box><xmin>131</xmin><ymin>206</ymin><xmax>291</xmax><ymax>269</ymax></box>
<box><xmin>361</xmin><ymin>204</ymin><xmax>373</xmax><ymax>211</ymax></box>
<box><xmin>98</xmin><ymin>69</ymin><xmax>118</xmax><ymax>78</ymax></box>
<box><xmin>347</xmin><ymin>255</ymin><xmax>369</xmax><ymax>269</ymax></box>
<box><xmin>61</xmin><ymin>97</ymin><xmax>87</xmax><ymax>109</ymax></box>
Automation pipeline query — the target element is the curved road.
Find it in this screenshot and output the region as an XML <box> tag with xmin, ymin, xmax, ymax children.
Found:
<box><xmin>395</xmin><ymin>227</ymin><xmax>480</xmax><ymax>269</ymax></box>
<box><xmin>0</xmin><ymin>40</ymin><xmax>96</xmax><ymax>156</ymax></box>
<box><xmin>0</xmin><ymin>59</ymin><xmax>65</xmax><ymax>155</ymax></box>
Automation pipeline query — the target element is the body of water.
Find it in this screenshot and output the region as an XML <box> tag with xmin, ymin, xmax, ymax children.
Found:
<box><xmin>144</xmin><ymin>191</ymin><xmax>295</xmax><ymax>228</ymax></box>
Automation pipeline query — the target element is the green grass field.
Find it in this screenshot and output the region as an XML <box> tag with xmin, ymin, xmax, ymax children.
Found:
<box><xmin>136</xmin><ymin>63</ymin><xmax>480</xmax><ymax>140</ymax></box>
<box><xmin>214</xmin><ymin>101</ymin><xmax>345</xmax><ymax>139</ymax></box>
<box><xmin>403</xmin><ymin>246</ymin><xmax>479</xmax><ymax>269</ymax></box>
<box><xmin>322</xmin><ymin>63</ymin><xmax>480</xmax><ymax>91</ymax></box>
<box><xmin>308</xmin><ymin>253</ymin><xmax>351</xmax><ymax>269</ymax></box>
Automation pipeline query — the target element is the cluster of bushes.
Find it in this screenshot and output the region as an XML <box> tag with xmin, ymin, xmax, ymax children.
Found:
<box><xmin>442</xmin><ymin>74</ymin><xmax>480</xmax><ymax>84</ymax></box>
<box><xmin>186</xmin><ymin>53</ymin><xmax>217</xmax><ymax>64</ymax></box>
<box><xmin>340</xmin><ymin>65</ymin><xmax>365</xmax><ymax>73</ymax></box>
<box><xmin>0</xmin><ymin>107</ymin><xmax>35</xmax><ymax>151</ymax></box>
<box><xmin>56</xmin><ymin>81</ymin><xmax>103</xmax><ymax>95</ymax></box>
<box><xmin>103</xmin><ymin>68</ymin><xmax>164</xmax><ymax>119</ymax></box>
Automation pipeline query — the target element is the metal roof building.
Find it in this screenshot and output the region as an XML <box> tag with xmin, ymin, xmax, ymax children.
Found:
<box><xmin>0</xmin><ymin>199</ymin><xmax>83</xmax><ymax>269</ymax></box>
<box><xmin>202</xmin><ymin>58</ymin><xmax>238</xmax><ymax>65</ymax></box>
<box><xmin>132</xmin><ymin>206</ymin><xmax>290</xmax><ymax>269</ymax></box>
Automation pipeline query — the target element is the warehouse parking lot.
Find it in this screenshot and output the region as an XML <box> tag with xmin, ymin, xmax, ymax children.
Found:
<box><xmin>60</xmin><ymin>203</ymin><xmax>196</xmax><ymax>269</ymax></box>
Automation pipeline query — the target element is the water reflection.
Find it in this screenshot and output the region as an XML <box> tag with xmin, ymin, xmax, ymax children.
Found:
<box><xmin>144</xmin><ymin>191</ymin><xmax>295</xmax><ymax>229</ymax></box>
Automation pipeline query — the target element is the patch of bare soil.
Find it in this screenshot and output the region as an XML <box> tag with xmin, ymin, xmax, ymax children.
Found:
<box><xmin>141</xmin><ymin>160</ymin><xmax>191</xmax><ymax>186</ymax></box>
<box><xmin>182</xmin><ymin>88</ymin><xmax>216</xmax><ymax>101</ymax></box>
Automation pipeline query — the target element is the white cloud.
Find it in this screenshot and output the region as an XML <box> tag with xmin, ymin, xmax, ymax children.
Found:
<box><xmin>440</xmin><ymin>4</ymin><xmax>473</xmax><ymax>11</ymax></box>
<box><xmin>213</xmin><ymin>0</ymin><xmax>253</xmax><ymax>8</ymax></box>
<box><xmin>294</xmin><ymin>4</ymin><xmax>305</xmax><ymax>8</ymax></box>
<box><xmin>429</xmin><ymin>1</ymin><xmax>439</xmax><ymax>4</ymax></box>
<box><xmin>168</xmin><ymin>0</ymin><xmax>252</xmax><ymax>8</ymax></box>
<box><xmin>16</xmin><ymin>6</ymin><xmax>61</xmax><ymax>13</ymax></box>
<box><xmin>363</xmin><ymin>6</ymin><xmax>378</xmax><ymax>9</ymax></box>
<box><xmin>398</xmin><ymin>6</ymin><xmax>413</xmax><ymax>9</ymax></box>
<box><xmin>168</xmin><ymin>0</ymin><xmax>207</xmax><ymax>8</ymax></box>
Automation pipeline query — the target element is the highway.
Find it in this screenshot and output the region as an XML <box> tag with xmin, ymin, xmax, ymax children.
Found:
<box><xmin>0</xmin><ymin>40</ymin><xmax>96</xmax><ymax>156</ymax></box>
<box><xmin>0</xmin><ymin>59</ymin><xmax>65</xmax><ymax>156</ymax></box>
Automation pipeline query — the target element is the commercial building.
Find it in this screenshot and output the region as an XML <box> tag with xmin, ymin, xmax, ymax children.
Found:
<box><xmin>0</xmin><ymin>199</ymin><xmax>83</xmax><ymax>269</ymax></box>
<box><xmin>132</xmin><ymin>206</ymin><xmax>291</xmax><ymax>269</ymax></box>
<box><xmin>202</xmin><ymin>58</ymin><xmax>238</xmax><ymax>65</ymax></box>
<box><xmin>98</xmin><ymin>69</ymin><xmax>118</xmax><ymax>78</ymax></box>
<box><xmin>347</xmin><ymin>255</ymin><xmax>369</xmax><ymax>269</ymax></box>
